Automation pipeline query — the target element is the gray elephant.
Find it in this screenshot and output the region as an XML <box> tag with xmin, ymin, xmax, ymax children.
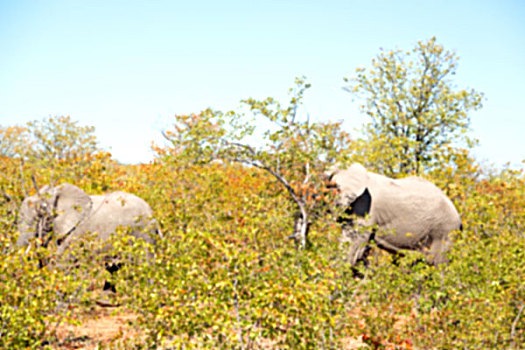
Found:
<box><xmin>18</xmin><ymin>182</ymin><xmax>160</xmax><ymax>259</ymax></box>
<box><xmin>326</xmin><ymin>163</ymin><xmax>461</xmax><ymax>266</ymax></box>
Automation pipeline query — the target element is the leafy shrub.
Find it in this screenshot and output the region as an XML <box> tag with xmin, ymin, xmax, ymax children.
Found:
<box><xmin>0</xmin><ymin>61</ymin><xmax>523</xmax><ymax>348</ymax></box>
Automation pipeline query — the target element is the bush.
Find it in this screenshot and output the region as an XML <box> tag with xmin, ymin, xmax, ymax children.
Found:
<box><xmin>1</xmin><ymin>112</ymin><xmax>523</xmax><ymax>348</ymax></box>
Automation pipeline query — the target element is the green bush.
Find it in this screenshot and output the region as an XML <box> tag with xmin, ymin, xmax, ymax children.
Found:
<box><xmin>0</xmin><ymin>67</ymin><xmax>523</xmax><ymax>348</ymax></box>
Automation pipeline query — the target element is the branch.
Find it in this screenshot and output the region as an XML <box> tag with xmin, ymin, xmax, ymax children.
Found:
<box><xmin>232</xmin><ymin>275</ymin><xmax>245</xmax><ymax>350</ymax></box>
<box><xmin>238</xmin><ymin>157</ymin><xmax>305</xmax><ymax>214</ymax></box>
<box><xmin>303</xmin><ymin>161</ymin><xmax>310</xmax><ymax>185</ymax></box>
<box><xmin>161</xmin><ymin>130</ymin><xmax>170</xmax><ymax>141</ymax></box>
<box><xmin>383</xmin><ymin>64</ymin><xmax>406</xmax><ymax>125</ymax></box>
<box><xmin>510</xmin><ymin>302</ymin><xmax>524</xmax><ymax>346</ymax></box>
<box><xmin>31</xmin><ymin>174</ymin><xmax>40</xmax><ymax>193</ymax></box>
<box><xmin>225</xmin><ymin>140</ymin><xmax>307</xmax><ymax>220</ymax></box>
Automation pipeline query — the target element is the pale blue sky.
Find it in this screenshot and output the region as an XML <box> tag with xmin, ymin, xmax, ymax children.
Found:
<box><xmin>1</xmin><ymin>0</ymin><xmax>524</xmax><ymax>167</ymax></box>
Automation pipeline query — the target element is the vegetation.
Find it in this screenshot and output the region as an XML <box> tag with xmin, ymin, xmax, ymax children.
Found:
<box><xmin>160</xmin><ymin>77</ymin><xmax>351</xmax><ymax>247</ymax></box>
<box><xmin>0</xmin><ymin>39</ymin><xmax>523</xmax><ymax>349</ymax></box>
<box><xmin>344</xmin><ymin>37</ymin><xmax>484</xmax><ymax>176</ymax></box>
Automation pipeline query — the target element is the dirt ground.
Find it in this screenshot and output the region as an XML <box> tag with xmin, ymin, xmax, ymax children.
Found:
<box><xmin>53</xmin><ymin>307</ymin><xmax>138</xmax><ymax>349</ymax></box>
<box><xmin>52</xmin><ymin>307</ymin><xmax>367</xmax><ymax>349</ymax></box>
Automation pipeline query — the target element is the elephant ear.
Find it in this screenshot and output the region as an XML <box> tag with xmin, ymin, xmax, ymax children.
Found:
<box><xmin>350</xmin><ymin>188</ymin><xmax>372</xmax><ymax>217</ymax></box>
<box><xmin>52</xmin><ymin>183</ymin><xmax>92</xmax><ymax>237</ymax></box>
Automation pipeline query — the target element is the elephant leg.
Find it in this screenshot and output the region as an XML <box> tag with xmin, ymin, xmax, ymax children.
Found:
<box><xmin>105</xmin><ymin>261</ymin><xmax>122</xmax><ymax>274</ymax></box>
<box><xmin>90</xmin><ymin>259</ymin><xmax>122</xmax><ymax>307</ymax></box>
<box><xmin>374</xmin><ymin>235</ymin><xmax>403</xmax><ymax>255</ymax></box>
<box><xmin>427</xmin><ymin>237</ymin><xmax>450</xmax><ymax>265</ymax></box>
<box><xmin>340</xmin><ymin>222</ymin><xmax>378</xmax><ymax>277</ymax></box>
<box><xmin>102</xmin><ymin>259</ymin><xmax>122</xmax><ymax>295</ymax></box>
<box><xmin>348</xmin><ymin>238</ymin><xmax>371</xmax><ymax>266</ymax></box>
<box><xmin>96</xmin><ymin>261</ymin><xmax>120</xmax><ymax>307</ymax></box>
<box><xmin>372</xmin><ymin>235</ymin><xmax>406</xmax><ymax>264</ymax></box>
<box><xmin>341</xmin><ymin>229</ymin><xmax>371</xmax><ymax>267</ymax></box>
<box><xmin>103</xmin><ymin>280</ymin><xmax>117</xmax><ymax>293</ymax></box>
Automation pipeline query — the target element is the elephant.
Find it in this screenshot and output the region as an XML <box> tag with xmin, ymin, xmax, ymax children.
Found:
<box><xmin>18</xmin><ymin>183</ymin><xmax>160</xmax><ymax>253</ymax></box>
<box><xmin>17</xmin><ymin>183</ymin><xmax>160</xmax><ymax>297</ymax></box>
<box><xmin>325</xmin><ymin>163</ymin><xmax>462</xmax><ymax>267</ymax></box>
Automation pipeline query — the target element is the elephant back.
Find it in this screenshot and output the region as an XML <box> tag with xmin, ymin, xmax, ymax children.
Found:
<box><xmin>83</xmin><ymin>191</ymin><xmax>156</xmax><ymax>243</ymax></box>
<box><xmin>371</xmin><ymin>175</ymin><xmax>461</xmax><ymax>244</ymax></box>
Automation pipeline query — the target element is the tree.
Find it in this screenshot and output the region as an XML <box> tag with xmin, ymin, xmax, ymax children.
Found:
<box><xmin>160</xmin><ymin>78</ymin><xmax>352</xmax><ymax>247</ymax></box>
<box><xmin>0</xmin><ymin>116</ymin><xmax>100</xmax><ymax>162</ymax></box>
<box><xmin>0</xmin><ymin>116</ymin><xmax>113</xmax><ymax>195</ymax></box>
<box><xmin>26</xmin><ymin>116</ymin><xmax>100</xmax><ymax>162</ymax></box>
<box><xmin>344</xmin><ymin>37</ymin><xmax>484</xmax><ymax>175</ymax></box>
<box><xmin>0</xmin><ymin>126</ymin><xmax>32</xmax><ymax>158</ymax></box>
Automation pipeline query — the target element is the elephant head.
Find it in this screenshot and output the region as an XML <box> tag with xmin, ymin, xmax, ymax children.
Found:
<box><xmin>289</xmin><ymin>164</ymin><xmax>370</xmax><ymax>247</ymax></box>
<box><xmin>326</xmin><ymin>163</ymin><xmax>369</xmax><ymax>208</ymax></box>
<box><xmin>18</xmin><ymin>183</ymin><xmax>93</xmax><ymax>248</ymax></box>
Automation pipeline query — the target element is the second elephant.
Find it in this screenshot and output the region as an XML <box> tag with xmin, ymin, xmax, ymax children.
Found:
<box><xmin>17</xmin><ymin>183</ymin><xmax>160</xmax><ymax>257</ymax></box>
<box><xmin>327</xmin><ymin>163</ymin><xmax>462</xmax><ymax>266</ymax></box>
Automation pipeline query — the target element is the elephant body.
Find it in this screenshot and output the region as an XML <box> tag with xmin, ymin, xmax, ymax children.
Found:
<box><xmin>17</xmin><ymin>183</ymin><xmax>159</xmax><ymax>255</ymax></box>
<box><xmin>328</xmin><ymin>163</ymin><xmax>461</xmax><ymax>266</ymax></box>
